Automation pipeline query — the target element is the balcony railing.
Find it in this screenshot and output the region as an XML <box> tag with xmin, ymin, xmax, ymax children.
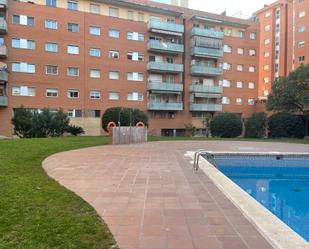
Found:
<box><xmin>148</xmin><ymin>82</ymin><xmax>183</xmax><ymax>92</ymax></box>
<box><xmin>148</xmin><ymin>19</ymin><xmax>184</xmax><ymax>34</ymax></box>
<box><xmin>148</xmin><ymin>40</ymin><xmax>184</xmax><ymax>54</ymax></box>
<box><xmin>0</xmin><ymin>45</ymin><xmax>7</xmax><ymax>58</ymax></box>
<box><xmin>0</xmin><ymin>71</ymin><xmax>8</xmax><ymax>81</ymax></box>
<box><xmin>0</xmin><ymin>18</ymin><xmax>7</xmax><ymax>34</ymax></box>
<box><xmin>191</xmin><ymin>47</ymin><xmax>223</xmax><ymax>58</ymax></box>
<box><xmin>191</xmin><ymin>27</ymin><xmax>224</xmax><ymax>39</ymax></box>
<box><xmin>190</xmin><ymin>84</ymin><xmax>223</xmax><ymax>94</ymax></box>
<box><xmin>0</xmin><ymin>96</ymin><xmax>8</xmax><ymax>106</ymax></box>
<box><xmin>147</xmin><ymin>62</ymin><xmax>184</xmax><ymax>73</ymax></box>
<box><xmin>190</xmin><ymin>103</ymin><xmax>223</xmax><ymax>112</ymax></box>
<box><xmin>191</xmin><ymin>65</ymin><xmax>223</xmax><ymax>76</ymax></box>
<box><xmin>0</xmin><ymin>0</ymin><xmax>7</xmax><ymax>8</ymax></box>
<box><xmin>147</xmin><ymin>102</ymin><xmax>183</xmax><ymax>111</ymax></box>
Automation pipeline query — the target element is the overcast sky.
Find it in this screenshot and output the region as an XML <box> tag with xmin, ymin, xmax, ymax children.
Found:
<box><xmin>189</xmin><ymin>0</ymin><xmax>274</xmax><ymax>18</ymax></box>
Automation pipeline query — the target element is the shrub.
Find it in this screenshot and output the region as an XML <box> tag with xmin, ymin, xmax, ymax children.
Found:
<box><xmin>210</xmin><ymin>113</ymin><xmax>242</xmax><ymax>138</ymax></box>
<box><xmin>245</xmin><ymin>112</ymin><xmax>267</xmax><ymax>138</ymax></box>
<box><xmin>102</xmin><ymin>107</ymin><xmax>148</xmax><ymax>132</ymax></box>
<box><xmin>12</xmin><ymin>107</ymin><xmax>83</xmax><ymax>138</ymax></box>
<box><xmin>268</xmin><ymin>112</ymin><xmax>305</xmax><ymax>138</ymax></box>
<box><xmin>66</xmin><ymin>125</ymin><xmax>85</xmax><ymax>136</ymax></box>
<box><xmin>184</xmin><ymin>123</ymin><xmax>196</xmax><ymax>137</ymax></box>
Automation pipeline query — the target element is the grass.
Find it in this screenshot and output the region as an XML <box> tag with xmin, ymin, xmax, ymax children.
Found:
<box><xmin>0</xmin><ymin>136</ymin><xmax>118</xmax><ymax>249</ymax></box>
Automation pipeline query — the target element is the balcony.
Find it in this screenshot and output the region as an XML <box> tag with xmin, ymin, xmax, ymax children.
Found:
<box><xmin>0</xmin><ymin>95</ymin><xmax>7</xmax><ymax>106</ymax></box>
<box><xmin>191</xmin><ymin>47</ymin><xmax>223</xmax><ymax>59</ymax></box>
<box><xmin>148</xmin><ymin>82</ymin><xmax>183</xmax><ymax>92</ymax></box>
<box><xmin>148</xmin><ymin>19</ymin><xmax>184</xmax><ymax>35</ymax></box>
<box><xmin>0</xmin><ymin>71</ymin><xmax>8</xmax><ymax>81</ymax></box>
<box><xmin>190</xmin><ymin>84</ymin><xmax>223</xmax><ymax>94</ymax></box>
<box><xmin>191</xmin><ymin>27</ymin><xmax>224</xmax><ymax>39</ymax></box>
<box><xmin>191</xmin><ymin>65</ymin><xmax>223</xmax><ymax>76</ymax></box>
<box><xmin>190</xmin><ymin>103</ymin><xmax>222</xmax><ymax>112</ymax></box>
<box><xmin>0</xmin><ymin>18</ymin><xmax>7</xmax><ymax>34</ymax></box>
<box><xmin>148</xmin><ymin>40</ymin><xmax>184</xmax><ymax>54</ymax></box>
<box><xmin>147</xmin><ymin>62</ymin><xmax>184</xmax><ymax>73</ymax></box>
<box><xmin>0</xmin><ymin>0</ymin><xmax>7</xmax><ymax>9</ymax></box>
<box><xmin>148</xmin><ymin>101</ymin><xmax>183</xmax><ymax>111</ymax></box>
<box><xmin>0</xmin><ymin>45</ymin><xmax>7</xmax><ymax>58</ymax></box>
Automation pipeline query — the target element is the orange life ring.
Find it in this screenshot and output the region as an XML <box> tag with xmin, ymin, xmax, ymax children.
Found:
<box><xmin>136</xmin><ymin>121</ymin><xmax>145</xmax><ymax>127</ymax></box>
<box><xmin>107</xmin><ymin>121</ymin><xmax>117</xmax><ymax>131</ymax></box>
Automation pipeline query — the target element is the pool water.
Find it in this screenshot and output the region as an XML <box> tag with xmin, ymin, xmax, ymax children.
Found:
<box><xmin>213</xmin><ymin>156</ymin><xmax>309</xmax><ymax>242</ymax></box>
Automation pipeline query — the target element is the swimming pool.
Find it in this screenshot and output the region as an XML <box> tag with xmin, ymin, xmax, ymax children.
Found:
<box><xmin>211</xmin><ymin>154</ymin><xmax>309</xmax><ymax>242</ymax></box>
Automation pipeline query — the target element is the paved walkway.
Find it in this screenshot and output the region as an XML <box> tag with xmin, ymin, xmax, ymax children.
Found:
<box><xmin>43</xmin><ymin>141</ymin><xmax>309</xmax><ymax>249</ymax></box>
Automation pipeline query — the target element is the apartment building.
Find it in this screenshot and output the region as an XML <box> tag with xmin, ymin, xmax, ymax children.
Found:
<box><xmin>150</xmin><ymin>0</ymin><xmax>189</xmax><ymax>8</ymax></box>
<box><xmin>0</xmin><ymin>0</ymin><xmax>304</xmax><ymax>137</ymax></box>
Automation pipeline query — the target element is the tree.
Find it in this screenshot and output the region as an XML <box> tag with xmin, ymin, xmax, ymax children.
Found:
<box><xmin>210</xmin><ymin>113</ymin><xmax>242</xmax><ymax>138</ymax></box>
<box><xmin>267</xmin><ymin>64</ymin><xmax>309</xmax><ymax>116</ymax></box>
<box><xmin>184</xmin><ymin>123</ymin><xmax>196</xmax><ymax>137</ymax></box>
<box><xmin>102</xmin><ymin>107</ymin><xmax>148</xmax><ymax>132</ymax></box>
<box><xmin>245</xmin><ymin>112</ymin><xmax>267</xmax><ymax>138</ymax></box>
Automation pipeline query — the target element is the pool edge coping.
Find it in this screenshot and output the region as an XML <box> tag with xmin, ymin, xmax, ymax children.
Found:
<box><xmin>190</xmin><ymin>152</ymin><xmax>309</xmax><ymax>249</ymax></box>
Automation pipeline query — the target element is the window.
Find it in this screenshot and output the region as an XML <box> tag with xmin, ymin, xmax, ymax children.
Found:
<box><xmin>12</xmin><ymin>38</ymin><xmax>35</xmax><ymax>49</ymax></box>
<box><xmin>67</xmin><ymin>67</ymin><xmax>79</xmax><ymax>76</ymax></box>
<box><xmin>90</xmin><ymin>90</ymin><xmax>100</xmax><ymax>99</ymax></box>
<box><xmin>248</xmin><ymin>98</ymin><xmax>255</xmax><ymax>105</ymax></box>
<box><xmin>263</xmin><ymin>65</ymin><xmax>269</xmax><ymax>70</ymax></box>
<box><xmin>46</xmin><ymin>0</ymin><xmax>56</xmax><ymax>7</ymax></box>
<box><xmin>67</xmin><ymin>45</ymin><xmax>79</xmax><ymax>54</ymax></box>
<box><xmin>138</xmin><ymin>12</ymin><xmax>144</xmax><ymax>22</ymax></box>
<box><xmin>127</xmin><ymin>72</ymin><xmax>144</xmax><ymax>81</ymax></box>
<box><xmin>298</xmin><ymin>26</ymin><xmax>305</xmax><ymax>32</ymax></box>
<box><xmin>89</xmin><ymin>48</ymin><xmax>101</xmax><ymax>57</ymax></box>
<box><xmin>109</xmin><ymin>92</ymin><xmax>119</xmax><ymax>100</ymax></box>
<box><xmin>298</xmin><ymin>41</ymin><xmax>305</xmax><ymax>48</ymax></box>
<box><xmin>127</xmin><ymin>52</ymin><xmax>144</xmax><ymax>61</ymax></box>
<box><xmin>46</xmin><ymin>65</ymin><xmax>58</xmax><ymax>75</ymax></box>
<box><xmin>109</xmin><ymin>71</ymin><xmax>119</xmax><ymax>80</ymax></box>
<box><xmin>237</xmin><ymin>64</ymin><xmax>244</xmax><ymax>72</ymax></box>
<box><xmin>236</xmin><ymin>98</ymin><xmax>243</xmax><ymax>105</ymax></box>
<box><xmin>67</xmin><ymin>89</ymin><xmax>79</xmax><ymax>98</ymax></box>
<box><xmin>109</xmin><ymin>7</ymin><xmax>119</xmax><ymax>17</ymax></box>
<box><xmin>90</xmin><ymin>69</ymin><xmax>100</xmax><ymax>78</ymax></box>
<box><xmin>127</xmin><ymin>92</ymin><xmax>143</xmax><ymax>101</ymax></box>
<box><xmin>68</xmin><ymin>23</ymin><xmax>79</xmax><ymax>32</ymax></box>
<box><xmin>223</xmin><ymin>45</ymin><xmax>232</xmax><ymax>53</ymax></box>
<box><xmin>249</xmin><ymin>66</ymin><xmax>255</xmax><ymax>72</ymax></box>
<box><xmin>45</xmin><ymin>42</ymin><xmax>58</xmax><ymax>52</ymax></box>
<box><xmin>46</xmin><ymin>88</ymin><xmax>58</xmax><ymax>97</ymax></box>
<box><xmin>263</xmin><ymin>90</ymin><xmax>269</xmax><ymax>97</ymax></box>
<box><xmin>249</xmin><ymin>32</ymin><xmax>256</xmax><ymax>40</ymax></box>
<box><xmin>67</xmin><ymin>0</ymin><xmax>78</xmax><ymax>10</ymax></box>
<box><xmin>85</xmin><ymin>110</ymin><xmax>100</xmax><ymax>118</ymax></box>
<box><xmin>109</xmin><ymin>29</ymin><xmax>119</xmax><ymax>38</ymax></box>
<box><xmin>109</xmin><ymin>50</ymin><xmax>119</xmax><ymax>59</ymax></box>
<box><xmin>264</xmin><ymin>39</ymin><xmax>270</xmax><ymax>45</ymax></box>
<box><xmin>222</xmin><ymin>79</ymin><xmax>231</xmax><ymax>87</ymax></box>
<box><xmin>89</xmin><ymin>4</ymin><xmax>100</xmax><ymax>14</ymax></box>
<box><xmin>222</xmin><ymin>96</ymin><xmax>230</xmax><ymax>105</ymax></box>
<box><xmin>45</xmin><ymin>19</ymin><xmax>57</xmax><ymax>29</ymax></box>
<box><xmin>127</xmin><ymin>11</ymin><xmax>134</xmax><ymax>20</ymax></box>
<box><xmin>13</xmin><ymin>15</ymin><xmax>34</xmax><ymax>26</ymax></box>
<box><xmin>237</xmin><ymin>48</ymin><xmax>244</xmax><ymax>55</ymax></box>
<box><xmin>89</xmin><ymin>26</ymin><xmax>100</xmax><ymax>36</ymax></box>
<box><xmin>299</xmin><ymin>56</ymin><xmax>305</xmax><ymax>62</ymax></box>
<box><xmin>223</xmin><ymin>62</ymin><xmax>231</xmax><ymax>70</ymax></box>
<box><xmin>265</xmin><ymin>11</ymin><xmax>271</xmax><ymax>18</ymax></box>
<box><xmin>67</xmin><ymin>109</ymin><xmax>82</xmax><ymax>117</ymax></box>
<box><xmin>127</xmin><ymin>32</ymin><xmax>144</xmax><ymax>41</ymax></box>
<box><xmin>225</xmin><ymin>29</ymin><xmax>232</xmax><ymax>36</ymax></box>
<box><xmin>237</xmin><ymin>31</ymin><xmax>244</xmax><ymax>38</ymax></box>
<box><xmin>248</xmin><ymin>82</ymin><xmax>255</xmax><ymax>89</ymax></box>
<box><xmin>299</xmin><ymin>11</ymin><xmax>305</xmax><ymax>18</ymax></box>
<box><xmin>12</xmin><ymin>62</ymin><xmax>35</xmax><ymax>73</ymax></box>
<box><xmin>236</xmin><ymin>81</ymin><xmax>243</xmax><ymax>88</ymax></box>
<box><xmin>12</xmin><ymin>86</ymin><xmax>36</xmax><ymax>96</ymax></box>
<box><xmin>264</xmin><ymin>52</ymin><xmax>270</xmax><ymax>57</ymax></box>
<box><xmin>264</xmin><ymin>25</ymin><xmax>271</xmax><ymax>31</ymax></box>
<box><xmin>249</xmin><ymin>49</ymin><xmax>256</xmax><ymax>56</ymax></box>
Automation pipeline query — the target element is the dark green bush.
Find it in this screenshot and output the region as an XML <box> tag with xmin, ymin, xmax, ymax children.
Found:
<box><xmin>268</xmin><ymin>112</ymin><xmax>305</xmax><ymax>138</ymax></box>
<box><xmin>210</xmin><ymin>112</ymin><xmax>242</xmax><ymax>138</ymax></box>
<box><xmin>66</xmin><ymin>125</ymin><xmax>85</xmax><ymax>136</ymax></box>
<box><xmin>102</xmin><ymin>107</ymin><xmax>148</xmax><ymax>132</ymax></box>
<box><xmin>12</xmin><ymin>107</ymin><xmax>83</xmax><ymax>138</ymax></box>
<box><xmin>245</xmin><ymin>112</ymin><xmax>267</xmax><ymax>138</ymax></box>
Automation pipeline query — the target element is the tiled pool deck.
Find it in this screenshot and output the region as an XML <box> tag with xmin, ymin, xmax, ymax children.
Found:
<box><xmin>43</xmin><ymin>141</ymin><xmax>309</xmax><ymax>249</ymax></box>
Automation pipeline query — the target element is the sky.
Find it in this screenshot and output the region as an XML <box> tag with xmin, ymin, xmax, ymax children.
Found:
<box><xmin>189</xmin><ymin>0</ymin><xmax>275</xmax><ymax>18</ymax></box>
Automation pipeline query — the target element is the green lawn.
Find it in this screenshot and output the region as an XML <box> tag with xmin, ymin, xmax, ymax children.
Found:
<box><xmin>0</xmin><ymin>137</ymin><xmax>118</xmax><ymax>249</ymax></box>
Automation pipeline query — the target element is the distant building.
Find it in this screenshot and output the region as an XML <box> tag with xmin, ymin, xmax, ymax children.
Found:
<box><xmin>150</xmin><ymin>0</ymin><xmax>189</xmax><ymax>8</ymax></box>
